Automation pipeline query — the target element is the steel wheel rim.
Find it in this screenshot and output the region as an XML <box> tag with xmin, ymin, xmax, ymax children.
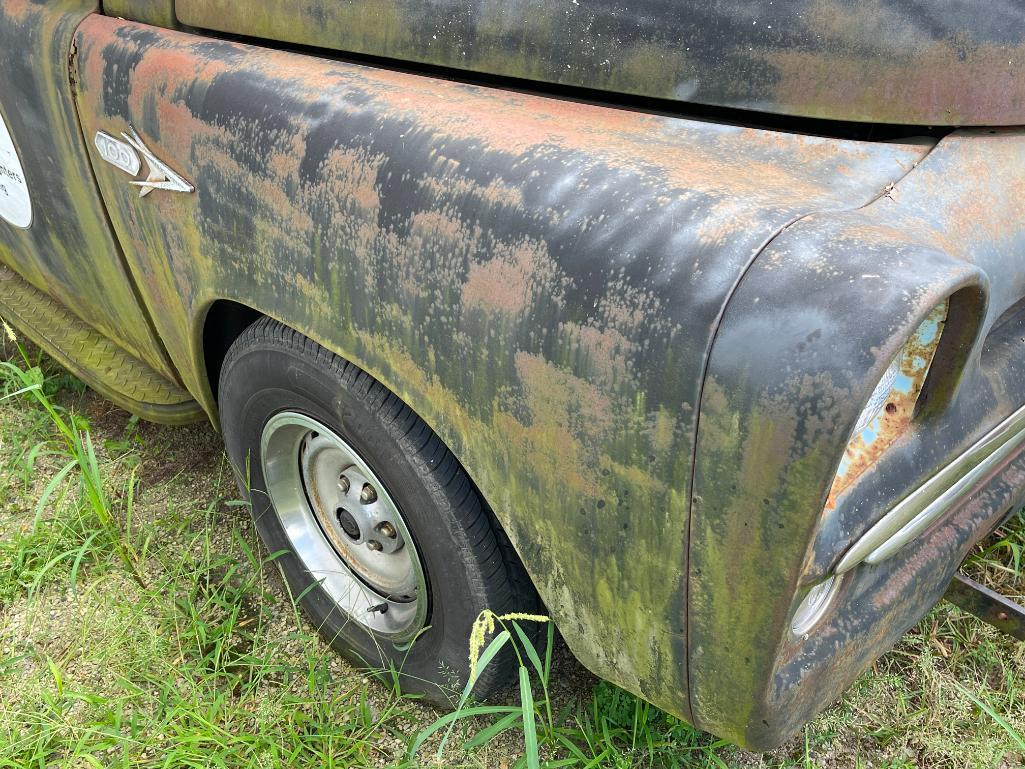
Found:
<box><xmin>260</xmin><ymin>411</ymin><xmax>428</xmax><ymax>641</ymax></box>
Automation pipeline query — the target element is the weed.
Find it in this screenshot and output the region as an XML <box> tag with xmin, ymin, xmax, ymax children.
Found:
<box><xmin>1</xmin><ymin>345</ymin><xmax>146</xmax><ymax>589</ymax></box>
<box><xmin>413</xmin><ymin>613</ymin><xmax>727</xmax><ymax>768</ymax></box>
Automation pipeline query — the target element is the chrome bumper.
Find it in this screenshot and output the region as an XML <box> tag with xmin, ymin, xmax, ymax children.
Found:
<box><xmin>837</xmin><ymin>401</ymin><xmax>1025</xmax><ymax>573</ymax></box>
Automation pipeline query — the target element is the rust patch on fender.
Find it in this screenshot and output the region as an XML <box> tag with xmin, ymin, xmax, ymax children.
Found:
<box><xmin>461</xmin><ymin>239</ymin><xmax>561</xmax><ymax>317</ymax></box>
<box><xmin>827</xmin><ymin>301</ymin><xmax>948</xmax><ymax>506</ymax></box>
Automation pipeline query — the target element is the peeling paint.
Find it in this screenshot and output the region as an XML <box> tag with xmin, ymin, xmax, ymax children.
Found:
<box><xmin>828</xmin><ymin>301</ymin><xmax>948</xmax><ymax>505</ymax></box>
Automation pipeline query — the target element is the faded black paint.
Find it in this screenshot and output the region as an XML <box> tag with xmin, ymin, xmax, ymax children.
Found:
<box><xmin>70</xmin><ymin>16</ymin><xmax>936</xmax><ymax>745</ymax></box>
<box><xmin>102</xmin><ymin>27</ymin><xmax>162</xmax><ymax>117</ymax></box>
<box><xmin>692</xmin><ymin>129</ymin><xmax>1025</xmax><ymax>746</ymax></box>
<box><xmin>0</xmin><ymin>0</ymin><xmax>179</xmax><ymax>385</ymax></box>
<box><xmin>171</xmin><ymin>0</ymin><xmax>1025</xmax><ymax>126</ymax></box>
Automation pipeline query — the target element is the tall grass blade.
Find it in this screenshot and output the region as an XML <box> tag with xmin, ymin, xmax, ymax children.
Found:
<box><xmin>32</xmin><ymin>458</ymin><xmax>76</xmax><ymax>531</ymax></box>
<box><xmin>422</xmin><ymin>629</ymin><xmax>511</xmax><ymax>760</ymax></box>
<box><xmin>955</xmin><ymin>682</ymin><xmax>1025</xmax><ymax>750</ymax></box>
<box><xmin>410</xmin><ymin>704</ymin><xmax>518</xmax><ymax>757</ymax></box>
<box><xmin>1</xmin><ymin>382</ymin><xmax>42</xmax><ymax>400</ymax></box>
<box><xmin>511</xmin><ymin>622</ymin><xmax>545</xmax><ymax>682</ymax></box>
<box><xmin>511</xmin><ymin>620</ymin><xmax>554</xmax><ymax>733</ymax></box>
<box><xmin>68</xmin><ymin>530</ymin><xmax>103</xmax><ymax>592</ymax></box>
<box><xmin>543</xmin><ymin>621</ymin><xmax>554</xmax><ymax>681</ymax></box>
<box><xmin>519</xmin><ymin>665</ymin><xmax>540</xmax><ymax>769</ymax></box>
<box><xmin>462</xmin><ymin>712</ymin><xmax>522</xmax><ymax>749</ymax></box>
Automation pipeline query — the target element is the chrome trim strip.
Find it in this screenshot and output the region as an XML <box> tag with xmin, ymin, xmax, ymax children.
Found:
<box><xmin>835</xmin><ymin>401</ymin><xmax>1025</xmax><ymax>574</ymax></box>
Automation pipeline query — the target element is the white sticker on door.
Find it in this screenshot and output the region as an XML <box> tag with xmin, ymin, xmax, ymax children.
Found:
<box><xmin>0</xmin><ymin>110</ymin><xmax>31</xmax><ymax>229</ymax></box>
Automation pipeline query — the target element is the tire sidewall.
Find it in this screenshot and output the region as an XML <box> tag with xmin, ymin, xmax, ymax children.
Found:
<box><xmin>219</xmin><ymin>338</ymin><xmax>482</xmax><ymax>701</ymax></box>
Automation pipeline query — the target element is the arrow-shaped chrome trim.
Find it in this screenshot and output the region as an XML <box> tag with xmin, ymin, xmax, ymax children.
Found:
<box><xmin>835</xmin><ymin>401</ymin><xmax>1025</xmax><ymax>573</ymax></box>
<box><xmin>120</xmin><ymin>126</ymin><xmax>194</xmax><ymax>198</ymax></box>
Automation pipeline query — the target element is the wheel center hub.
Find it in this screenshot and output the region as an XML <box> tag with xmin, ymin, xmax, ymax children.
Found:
<box><xmin>299</xmin><ymin>432</ymin><xmax>415</xmax><ymax>600</ymax></box>
<box><xmin>336</xmin><ymin>507</ymin><xmax>361</xmax><ymax>540</ymax></box>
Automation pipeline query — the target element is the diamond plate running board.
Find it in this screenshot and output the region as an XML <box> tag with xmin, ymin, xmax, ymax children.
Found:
<box><xmin>0</xmin><ymin>263</ymin><xmax>202</xmax><ymax>424</ymax></box>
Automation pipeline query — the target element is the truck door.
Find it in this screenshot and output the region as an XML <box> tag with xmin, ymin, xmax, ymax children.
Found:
<box><xmin>0</xmin><ymin>0</ymin><xmax>177</xmax><ymax>381</ymax></box>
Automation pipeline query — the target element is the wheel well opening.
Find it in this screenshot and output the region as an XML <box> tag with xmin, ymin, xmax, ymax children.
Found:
<box><xmin>202</xmin><ymin>300</ymin><xmax>264</xmax><ymax>403</ymax></box>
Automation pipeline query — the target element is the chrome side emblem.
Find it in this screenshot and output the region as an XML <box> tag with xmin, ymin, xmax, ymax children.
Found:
<box><xmin>122</xmin><ymin>127</ymin><xmax>194</xmax><ymax>198</ymax></box>
<box><xmin>95</xmin><ymin>126</ymin><xmax>194</xmax><ymax>198</ymax></box>
<box><xmin>94</xmin><ymin>131</ymin><xmax>140</xmax><ymax>176</ymax></box>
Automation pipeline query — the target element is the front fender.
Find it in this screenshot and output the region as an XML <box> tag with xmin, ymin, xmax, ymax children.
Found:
<box><xmin>691</xmin><ymin>129</ymin><xmax>1025</xmax><ymax>748</ymax></box>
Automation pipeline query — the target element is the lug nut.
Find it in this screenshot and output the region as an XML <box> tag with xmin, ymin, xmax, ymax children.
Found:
<box><xmin>367</xmin><ymin>540</ymin><xmax>383</xmax><ymax>551</ymax></box>
<box><xmin>360</xmin><ymin>483</ymin><xmax>377</xmax><ymax>504</ymax></box>
<box><xmin>338</xmin><ymin>474</ymin><xmax>350</xmax><ymax>494</ymax></box>
<box><xmin>377</xmin><ymin>521</ymin><xmax>398</xmax><ymax>539</ymax></box>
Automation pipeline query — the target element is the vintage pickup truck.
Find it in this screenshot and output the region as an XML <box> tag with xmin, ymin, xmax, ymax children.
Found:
<box><xmin>2</xmin><ymin>0</ymin><xmax>1024</xmax><ymax>751</ymax></box>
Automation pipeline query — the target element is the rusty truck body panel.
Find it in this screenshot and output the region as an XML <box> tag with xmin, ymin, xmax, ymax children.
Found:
<box><xmin>0</xmin><ymin>0</ymin><xmax>1023</xmax><ymax>750</ymax></box>
<box><xmin>691</xmin><ymin>129</ymin><xmax>1025</xmax><ymax>743</ymax></box>
<box><xmin>169</xmin><ymin>0</ymin><xmax>1025</xmax><ymax>127</ymax></box>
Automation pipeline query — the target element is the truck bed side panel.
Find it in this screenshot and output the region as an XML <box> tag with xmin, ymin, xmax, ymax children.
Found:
<box><xmin>174</xmin><ymin>0</ymin><xmax>1025</xmax><ymax>126</ymax></box>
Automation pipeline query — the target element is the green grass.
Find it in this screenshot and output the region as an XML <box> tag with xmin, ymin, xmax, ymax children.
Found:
<box><xmin>411</xmin><ymin>615</ymin><xmax>731</xmax><ymax>768</ymax></box>
<box><xmin>0</xmin><ymin>337</ymin><xmax>1022</xmax><ymax>768</ymax></box>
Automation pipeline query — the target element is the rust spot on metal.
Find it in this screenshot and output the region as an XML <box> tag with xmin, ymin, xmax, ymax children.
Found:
<box><xmin>826</xmin><ymin>301</ymin><xmax>948</xmax><ymax>507</ymax></box>
<box><xmin>462</xmin><ymin>239</ymin><xmax>561</xmax><ymax>317</ymax></box>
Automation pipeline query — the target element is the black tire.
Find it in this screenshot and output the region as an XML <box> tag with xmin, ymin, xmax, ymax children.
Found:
<box><xmin>218</xmin><ymin>318</ymin><xmax>541</xmax><ymax>704</ymax></box>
